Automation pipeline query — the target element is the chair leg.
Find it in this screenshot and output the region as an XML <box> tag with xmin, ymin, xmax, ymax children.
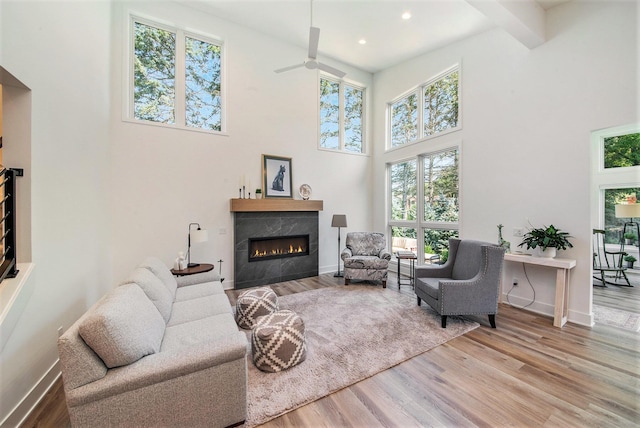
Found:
<box><xmin>441</xmin><ymin>316</ymin><xmax>447</xmax><ymax>328</ymax></box>
<box><xmin>345</xmin><ymin>278</ymin><xmax>350</xmax><ymax>285</ymax></box>
<box><xmin>489</xmin><ymin>314</ymin><xmax>496</xmax><ymax>328</ymax></box>
<box><xmin>621</xmin><ymin>271</ymin><xmax>633</xmax><ymax>287</ymax></box>
<box><xmin>417</xmin><ymin>296</ymin><xmax>421</xmax><ymax>306</ymax></box>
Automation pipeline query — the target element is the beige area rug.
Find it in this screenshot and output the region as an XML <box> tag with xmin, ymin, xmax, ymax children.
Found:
<box><xmin>593</xmin><ymin>305</ymin><xmax>640</xmax><ymax>332</ymax></box>
<box><xmin>244</xmin><ymin>285</ymin><xmax>479</xmax><ymax>427</ymax></box>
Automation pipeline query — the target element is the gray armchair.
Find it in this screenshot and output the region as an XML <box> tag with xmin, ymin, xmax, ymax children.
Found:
<box><xmin>415</xmin><ymin>238</ymin><xmax>505</xmax><ymax>328</ymax></box>
<box><xmin>341</xmin><ymin>232</ymin><xmax>392</xmax><ymax>288</ymax></box>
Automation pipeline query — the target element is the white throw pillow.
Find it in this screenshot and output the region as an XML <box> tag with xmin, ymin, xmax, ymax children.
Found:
<box><xmin>78</xmin><ymin>284</ymin><xmax>165</xmax><ymax>368</ymax></box>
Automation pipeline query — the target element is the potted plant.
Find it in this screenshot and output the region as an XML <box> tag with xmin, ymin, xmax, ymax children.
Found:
<box><xmin>624</xmin><ymin>232</ymin><xmax>637</xmax><ymax>245</ymax></box>
<box><xmin>518</xmin><ymin>224</ymin><xmax>573</xmax><ymax>258</ymax></box>
<box><xmin>624</xmin><ymin>254</ymin><xmax>637</xmax><ymax>268</ymax></box>
<box><xmin>255</xmin><ymin>188</ymin><xmax>262</xmax><ymax>199</ymax></box>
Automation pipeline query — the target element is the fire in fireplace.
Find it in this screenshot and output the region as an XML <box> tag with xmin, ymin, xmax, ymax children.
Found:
<box><xmin>248</xmin><ymin>234</ymin><xmax>309</xmax><ymax>262</ymax></box>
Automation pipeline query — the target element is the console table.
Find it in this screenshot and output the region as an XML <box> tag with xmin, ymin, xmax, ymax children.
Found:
<box><xmin>503</xmin><ymin>253</ymin><xmax>576</xmax><ymax>328</ymax></box>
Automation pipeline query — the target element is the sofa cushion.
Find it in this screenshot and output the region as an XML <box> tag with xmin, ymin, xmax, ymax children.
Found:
<box><xmin>174</xmin><ymin>280</ymin><xmax>225</xmax><ymax>302</ymax></box>
<box><xmin>343</xmin><ymin>255</ymin><xmax>389</xmax><ymax>270</ymax></box>
<box><xmin>168</xmin><ymin>294</ymin><xmax>233</xmax><ymax>327</ymax></box>
<box><xmin>160</xmin><ymin>314</ymin><xmax>240</xmax><ymax>352</ymax></box>
<box><xmin>78</xmin><ymin>284</ymin><xmax>165</xmax><ymax>368</ymax></box>
<box><xmin>138</xmin><ymin>256</ymin><xmax>178</xmax><ymax>300</ymax></box>
<box><xmin>415</xmin><ymin>277</ymin><xmax>442</xmax><ymax>300</ymax></box>
<box><xmin>121</xmin><ymin>267</ymin><xmax>173</xmax><ymax>322</ymax></box>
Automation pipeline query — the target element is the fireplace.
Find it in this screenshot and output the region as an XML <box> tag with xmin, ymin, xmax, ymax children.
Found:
<box><xmin>249</xmin><ymin>235</ymin><xmax>309</xmax><ymax>262</ymax></box>
<box><xmin>233</xmin><ymin>210</ymin><xmax>319</xmax><ymax>289</ymax></box>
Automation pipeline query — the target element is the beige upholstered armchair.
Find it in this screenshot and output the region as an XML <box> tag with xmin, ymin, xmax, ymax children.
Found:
<box><xmin>341</xmin><ymin>232</ymin><xmax>392</xmax><ymax>288</ymax></box>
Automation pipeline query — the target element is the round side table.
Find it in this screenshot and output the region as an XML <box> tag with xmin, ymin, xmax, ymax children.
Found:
<box><xmin>171</xmin><ymin>263</ymin><xmax>214</xmax><ymax>276</ymax></box>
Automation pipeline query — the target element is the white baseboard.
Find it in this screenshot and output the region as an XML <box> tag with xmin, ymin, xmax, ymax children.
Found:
<box><xmin>0</xmin><ymin>359</ymin><xmax>61</xmax><ymax>428</ymax></box>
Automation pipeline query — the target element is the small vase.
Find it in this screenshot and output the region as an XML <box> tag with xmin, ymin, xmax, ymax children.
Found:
<box><xmin>539</xmin><ymin>247</ymin><xmax>556</xmax><ymax>258</ymax></box>
<box><xmin>255</xmin><ymin>193</ymin><xmax>262</xmax><ymax>199</ymax></box>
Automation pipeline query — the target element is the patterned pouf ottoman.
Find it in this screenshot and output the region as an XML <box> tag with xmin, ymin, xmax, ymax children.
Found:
<box><xmin>235</xmin><ymin>287</ymin><xmax>279</xmax><ymax>330</ymax></box>
<box><xmin>252</xmin><ymin>310</ymin><xmax>306</xmax><ymax>373</ymax></box>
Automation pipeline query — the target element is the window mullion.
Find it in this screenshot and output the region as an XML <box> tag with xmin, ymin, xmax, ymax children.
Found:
<box><xmin>339</xmin><ymin>82</ymin><xmax>345</xmax><ymax>150</ymax></box>
<box><xmin>174</xmin><ymin>30</ymin><xmax>186</xmax><ymax>127</ymax></box>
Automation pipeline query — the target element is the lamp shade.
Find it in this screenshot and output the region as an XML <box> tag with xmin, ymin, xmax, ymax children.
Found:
<box><xmin>331</xmin><ymin>214</ymin><xmax>347</xmax><ymax>228</ymax></box>
<box><xmin>615</xmin><ymin>204</ymin><xmax>640</xmax><ymax>218</ymax></box>
<box><xmin>190</xmin><ymin>228</ymin><xmax>208</xmax><ymax>243</ymax></box>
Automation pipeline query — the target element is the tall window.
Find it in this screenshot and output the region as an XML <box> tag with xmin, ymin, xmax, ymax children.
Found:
<box><xmin>132</xmin><ymin>17</ymin><xmax>223</xmax><ymax>132</ymax></box>
<box><xmin>591</xmin><ymin>127</ymin><xmax>640</xmax><ymax>246</ymax></box>
<box><xmin>319</xmin><ymin>77</ymin><xmax>365</xmax><ymax>153</ymax></box>
<box><xmin>389</xmin><ymin>148</ymin><xmax>460</xmax><ymax>264</ymax></box>
<box><xmin>389</xmin><ymin>67</ymin><xmax>459</xmax><ymax>149</ymax></box>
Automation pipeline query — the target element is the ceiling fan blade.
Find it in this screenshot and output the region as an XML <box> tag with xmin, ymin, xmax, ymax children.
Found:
<box><xmin>274</xmin><ymin>63</ymin><xmax>305</xmax><ymax>74</ymax></box>
<box><xmin>308</xmin><ymin>27</ymin><xmax>320</xmax><ymax>59</ymax></box>
<box><xmin>317</xmin><ymin>62</ymin><xmax>346</xmax><ymax>78</ymax></box>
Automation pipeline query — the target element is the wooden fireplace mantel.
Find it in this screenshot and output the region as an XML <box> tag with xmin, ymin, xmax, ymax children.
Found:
<box><xmin>230</xmin><ymin>199</ymin><xmax>323</xmax><ymax>212</ymax></box>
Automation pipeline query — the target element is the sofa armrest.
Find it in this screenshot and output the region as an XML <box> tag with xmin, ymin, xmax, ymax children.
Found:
<box><xmin>65</xmin><ymin>331</ymin><xmax>247</xmax><ymax>407</ymax></box>
<box><xmin>415</xmin><ymin>263</ymin><xmax>453</xmax><ymax>279</ymax></box>
<box><xmin>176</xmin><ymin>270</ymin><xmax>221</xmax><ymax>287</ymax></box>
<box><xmin>379</xmin><ymin>250</ymin><xmax>392</xmax><ymax>261</ymax></box>
<box><xmin>341</xmin><ymin>248</ymin><xmax>353</xmax><ymax>261</ymax></box>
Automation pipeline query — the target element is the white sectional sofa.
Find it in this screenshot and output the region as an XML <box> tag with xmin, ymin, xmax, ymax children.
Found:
<box><xmin>57</xmin><ymin>257</ymin><xmax>247</xmax><ymax>427</ymax></box>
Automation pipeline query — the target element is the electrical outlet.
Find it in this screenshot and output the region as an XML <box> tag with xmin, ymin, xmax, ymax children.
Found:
<box><xmin>57</xmin><ymin>326</ymin><xmax>64</xmax><ymax>337</ymax></box>
<box><xmin>513</xmin><ymin>278</ymin><xmax>519</xmax><ymax>287</ymax></box>
<box><xmin>219</xmin><ymin>228</ymin><xmax>227</xmax><ymax>235</ymax></box>
<box><xmin>513</xmin><ymin>227</ymin><xmax>524</xmax><ymax>237</ymax></box>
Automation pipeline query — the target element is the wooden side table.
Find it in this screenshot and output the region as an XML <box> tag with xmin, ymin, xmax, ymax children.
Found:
<box><xmin>395</xmin><ymin>251</ymin><xmax>417</xmax><ymax>289</ymax></box>
<box><xmin>502</xmin><ymin>254</ymin><xmax>576</xmax><ymax>327</ymax></box>
<box><xmin>171</xmin><ymin>263</ymin><xmax>214</xmax><ymax>276</ymax></box>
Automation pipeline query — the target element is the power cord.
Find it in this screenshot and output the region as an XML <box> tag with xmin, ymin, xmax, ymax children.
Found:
<box><xmin>506</xmin><ymin>263</ymin><xmax>536</xmax><ymax>309</ymax></box>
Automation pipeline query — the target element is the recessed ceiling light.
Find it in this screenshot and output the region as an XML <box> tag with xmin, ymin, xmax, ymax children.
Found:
<box><xmin>402</xmin><ymin>11</ymin><xmax>412</xmax><ymax>20</ymax></box>
<box><xmin>358</xmin><ymin>39</ymin><xmax>367</xmax><ymax>45</ymax></box>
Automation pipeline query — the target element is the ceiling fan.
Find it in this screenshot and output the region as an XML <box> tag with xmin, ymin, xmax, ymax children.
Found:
<box><xmin>274</xmin><ymin>0</ymin><xmax>346</xmax><ymax>78</ymax></box>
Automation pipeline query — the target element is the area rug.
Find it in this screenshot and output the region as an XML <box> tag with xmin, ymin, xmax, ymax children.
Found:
<box><xmin>244</xmin><ymin>285</ymin><xmax>479</xmax><ymax>427</ymax></box>
<box><xmin>593</xmin><ymin>304</ymin><xmax>640</xmax><ymax>332</ymax></box>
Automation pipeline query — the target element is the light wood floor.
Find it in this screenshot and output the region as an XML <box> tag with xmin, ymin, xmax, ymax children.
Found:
<box><xmin>21</xmin><ymin>273</ymin><xmax>640</xmax><ymax>428</ymax></box>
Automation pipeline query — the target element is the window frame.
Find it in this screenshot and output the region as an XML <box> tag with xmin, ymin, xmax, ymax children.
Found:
<box><xmin>386</xmin><ymin>65</ymin><xmax>461</xmax><ymax>151</ymax></box>
<box><xmin>591</xmin><ymin>124</ymin><xmax>640</xmax><ymax>229</ymax></box>
<box><xmin>318</xmin><ymin>74</ymin><xmax>366</xmax><ymax>154</ymax></box>
<box><xmin>387</xmin><ymin>145</ymin><xmax>461</xmax><ymax>265</ymax></box>
<box><xmin>126</xmin><ymin>14</ymin><xmax>227</xmax><ymax>135</ymax></box>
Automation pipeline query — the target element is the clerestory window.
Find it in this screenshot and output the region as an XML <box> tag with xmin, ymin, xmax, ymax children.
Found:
<box><xmin>388</xmin><ymin>67</ymin><xmax>459</xmax><ymax>149</ymax></box>
<box><xmin>319</xmin><ymin>77</ymin><xmax>365</xmax><ymax>153</ymax></box>
<box><xmin>130</xmin><ymin>17</ymin><xmax>224</xmax><ymax>133</ymax></box>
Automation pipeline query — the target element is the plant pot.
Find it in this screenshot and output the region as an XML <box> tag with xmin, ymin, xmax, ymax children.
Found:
<box><xmin>255</xmin><ymin>193</ymin><xmax>262</xmax><ymax>199</ymax></box>
<box><xmin>626</xmin><ymin>262</ymin><xmax>635</xmax><ymax>269</ymax></box>
<box><xmin>538</xmin><ymin>247</ymin><xmax>556</xmax><ymax>258</ymax></box>
<box><xmin>625</xmin><ymin>239</ymin><xmax>634</xmax><ymax>245</ymax></box>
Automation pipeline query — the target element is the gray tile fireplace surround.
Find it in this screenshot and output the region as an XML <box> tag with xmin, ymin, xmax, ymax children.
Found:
<box><xmin>234</xmin><ymin>211</ymin><xmax>319</xmax><ymax>289</ymax></box>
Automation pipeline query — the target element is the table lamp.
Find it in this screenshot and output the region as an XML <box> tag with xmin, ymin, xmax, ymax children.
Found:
<box><xmin>187</xmin><ymin>222</ymin><xmax>208</xmax><ymax>267</ymax></box>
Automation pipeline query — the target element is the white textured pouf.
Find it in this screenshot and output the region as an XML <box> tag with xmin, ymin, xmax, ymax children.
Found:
<box><xmin>235</xmin><ymin>287</ymin><xmax>279</xmax><ymax>330</ymax></box>
<box><xmin>252</xmin><ymin>310</ymin><xmax>306</xmax><ymax>373</ymax></box>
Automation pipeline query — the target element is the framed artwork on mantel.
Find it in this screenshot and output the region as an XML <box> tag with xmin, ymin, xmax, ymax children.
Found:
<box><xmin>262</xmin><ymin>154</ymin><xmax>293</xmax><ymax>198</ymax></box>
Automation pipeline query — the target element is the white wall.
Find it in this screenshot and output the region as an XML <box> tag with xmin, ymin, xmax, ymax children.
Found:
<box><xmin>109</xmin><ymin>1</ymin><xmax>373</xmax><ymax>285</ymax></box>
<box><xmin>0</xmin><ymin>0</ymin><xmax>374</xmax><ymax>423</ymax></box>
<box><xmin>372</xmin><ymin>0</ymin><xmax>638</xmax><ymax>325</ymax></box>
<box><xmin>0</xmin><ymin>0</ymin><xmax>112</xmax><ymax>424</ymax></box>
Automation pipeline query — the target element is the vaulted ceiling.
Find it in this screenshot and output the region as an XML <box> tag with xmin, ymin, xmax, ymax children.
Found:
<box><xmin>182</xmin><ymin>0</ymin><xmax>572</xmax><ymax>73</ymax></box>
